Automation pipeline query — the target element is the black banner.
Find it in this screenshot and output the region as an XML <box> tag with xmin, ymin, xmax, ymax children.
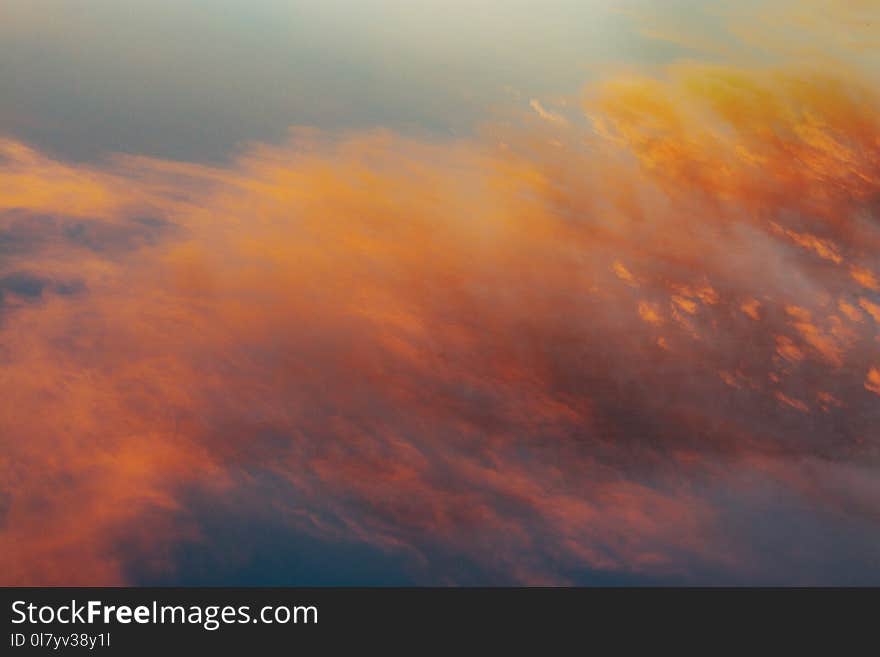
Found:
<box><xmin>1</xmin><ymin>587</ymin><xmax>873</xmax><ymax>652</ymax></box>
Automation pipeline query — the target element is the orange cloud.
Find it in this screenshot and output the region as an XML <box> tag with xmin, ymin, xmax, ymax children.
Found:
<box><xmin>867</xmin><ymin>368</ymin><xmax>880</xmax><ymax>397</ymax></box>
<box><xmin>2</xmin><ymin>52</ymin><xmax>880</xmax><ymax>585</ymax></box>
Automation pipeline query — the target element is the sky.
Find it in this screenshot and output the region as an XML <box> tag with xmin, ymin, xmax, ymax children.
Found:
<box><xmin>0</xmin><ymin>0</ymin><xmax>879</xmax><ymax>585</ymax></box>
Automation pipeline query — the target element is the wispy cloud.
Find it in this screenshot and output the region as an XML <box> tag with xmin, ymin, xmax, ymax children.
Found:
<box><xmin>1</xmin><ymin>4</ymin><xmax>879</xmax><ymax>585</ymax></box>
<box><xmin>529</xmin><ymin>99</ymin><xmax>568</xmax><ymax>125</ymax></box>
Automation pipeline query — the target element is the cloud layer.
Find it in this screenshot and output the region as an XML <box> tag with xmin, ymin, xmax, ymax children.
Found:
<box><xmin>1</xmin><ymin>54</ymin><xmax>879</xmax><ymax>584</ymax></box>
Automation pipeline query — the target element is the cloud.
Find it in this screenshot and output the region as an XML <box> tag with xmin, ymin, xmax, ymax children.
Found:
<box><xmin>529</xmin><ymin>99</ymin><xmax>568</xmax><ymax>125</ymax></box>
<box><xmin>1</xmin><ymin>51</ymin><xmax>879</xmax><ymax>584</ymax></box>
